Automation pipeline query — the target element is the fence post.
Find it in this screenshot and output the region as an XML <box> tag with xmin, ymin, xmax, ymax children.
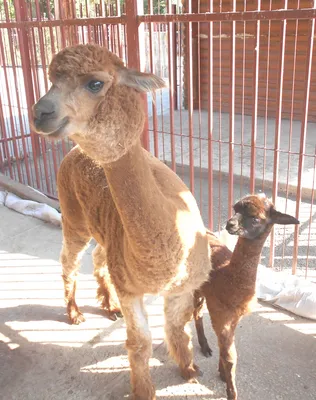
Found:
<box><xmin>125</xmin><ymin>0</ymin><xmax>149</xmax><ymax>150</ymax></box>
<box><xmin>14</xmin><ymin>0</ymin><xmax>41</xmax><ymax>188</ymax></box>
<box><xmin>172</xmin><ymin>4</ymin><xmax>178</xmax><ymax>110</ymax></box>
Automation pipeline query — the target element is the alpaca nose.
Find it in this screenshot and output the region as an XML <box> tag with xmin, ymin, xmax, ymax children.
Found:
<box><xmin>33</xmin><ymin>99</ymin><xmax>56</xmax><ymax>121</ymax></box>
<box><xmin>226</xmin><ymin>219</ymin><xmax>237</xmax><ymax>231</ymax></box>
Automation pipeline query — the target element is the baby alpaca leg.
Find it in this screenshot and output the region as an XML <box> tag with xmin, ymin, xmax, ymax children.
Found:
<box><xmin>219</xmin><ymin>337</ymin><xmax>237</xmax><ymax>400</ymax></box>
<box><xmin>214</xmin><ymin>319</ymin><xmax>238</xmax><ymax>400</ymax></box>
<box><xmin>92</xmin><ymin>245</ymin><xmax>121</xmax><ymax>320</ymax></box>
<box><xmin>120</xmin><ymin>296</ymin><xmax>155</xmax><ymax>400</ymax></box>
<box><xmin>60</xmin><ymin>224</ymin><xmax>91</xmax><ymax>324</ymax></box>
<box><xmin>164</xmin><ymin>292</ymin><xmax>201</xmax><ymax>382</ymax></box>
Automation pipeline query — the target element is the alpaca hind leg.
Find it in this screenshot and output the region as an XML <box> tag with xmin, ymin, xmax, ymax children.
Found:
<box><xmin>119</xmin><ymin>296</ymin><xmax>155</xmax><ymax>400</ymax></box>
<box><xmin>193</xmin><ymin>290</ymin><xmax>212</xmax><ymax>357</ymax></box>
<box><xmin>60</xmin><ymin>226</ymin><xmax>91</xmax><ymax>324</ymax></box>
<box><xmin>92</xmin><ymin>244</ymin><xmax>122</xmax><ymax>321</ymax></box>
<box><xmin>164</xmin><ymin>292</ymin><xmax>201</xmax><ymax>382</ymax></box>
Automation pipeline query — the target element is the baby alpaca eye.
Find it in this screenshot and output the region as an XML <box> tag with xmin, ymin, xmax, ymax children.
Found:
<box><xmin>252</xmin><ymin>217</ymin><xmax>260</xmax><ymax>224</ymax></box>
<box><xmin>86</xmin><ymin>80</ymin><xmax>104</xmax><ymax>93</ymax></box>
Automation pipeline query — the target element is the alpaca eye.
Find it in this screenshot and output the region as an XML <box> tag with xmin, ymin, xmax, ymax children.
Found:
<box><xmin>87</xmin><ymin>80</ymin><xmax>104</xmax><ymax>93</ymax></box>
<box><xmin>252</xmin><ymin>217</ymin><xmax>260</xmax><ymax>224</ymax></box>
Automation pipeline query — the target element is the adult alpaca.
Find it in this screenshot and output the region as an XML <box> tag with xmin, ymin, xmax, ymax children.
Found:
<box><xmin>32</xmin><ymin>44</ymin><xmax>211</xmax><ymax>399</ymax></box>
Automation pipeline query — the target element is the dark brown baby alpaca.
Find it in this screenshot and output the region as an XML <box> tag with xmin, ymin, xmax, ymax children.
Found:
<box><xmin>193</xmin><ymin>193</ymin><xmax>299</xmax><ymax>400</ymax></box>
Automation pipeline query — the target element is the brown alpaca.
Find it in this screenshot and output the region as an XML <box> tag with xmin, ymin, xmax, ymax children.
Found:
<box><xmin>193</xmin><ymin>193</ymin><xmax>299</xmax><ymax>400</ymax></box>
<box><xmin>32</xmin><ymin>44</ymin><xmax>211</xmax><ymax>400</ymax></box>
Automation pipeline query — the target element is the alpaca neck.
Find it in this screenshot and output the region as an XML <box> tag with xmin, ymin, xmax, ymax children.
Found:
<box><xmin>228</xmin><ymin>226</ymin><xmax>273</xmax><ymax>289</ymax></box>
<box><xmin>102</xmin><ymin>141</ymin><xmax>179</xmax><ymax>258</ymax></box>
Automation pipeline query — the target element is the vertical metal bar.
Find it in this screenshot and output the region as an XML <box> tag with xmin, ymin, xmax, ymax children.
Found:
<box><xmin>157</xmin><ymin>22</ymin><xmax>166</xmax><ymax>161</ymax></box>
<box><xmin>250</xmin><ymin>0</ymin><xmax>261</xmax><ymax>193</ymax></box>
<box><xmin>172</xmin><ymin>4</ymin><xmax>178</xmax><ymax>111</ymax></box>
<box><xmin>292</xmin><ymin>15</ymin><xmax>315</xmax><ymax>275</ymax></box>
<box><xmin>46</xmin><ymin>0</ymin><xmax>59</xmax><ymax>195</ymax></box>
<box><xmin>281</xmin><ymin>0</ymin><xmax>300</xmax><ymax>270</ymax></box>
<box><xmin>240</xmin><ymin>0</ymin><xmax>247</xmax><ymax>196</ymax></box>
<box><xmin>179</xmin><ymin>21</ymin><xmax>185</xmax><ymax>179</ymax></box>
<box><xmin>196</xmin><ymin>1</ymin><xmax>203</xmax><ymax>212</ymax></box>
<box><xmin>116</xmin><ymin>0</ymin><xmax>123</xmax><ymax>58</ymax></box>
<box><xmin>99</xmin><ymin>1</ymin><xmax>107</xmax><ymax>47</ymax></box>
<box><xmin>126</xmin><ymin>0</ymin><xmax>140</xmax><ymax>70</ymax></box>
<box><xmin>167</xmin><ymin>0</ymin><xmax>175</xmax><ymax>171</ymax></box>
<box><xmin>57</xmin><ymin>0</ymin><xmax>66</xmax><ymax>47</ymax></box>
<box><xmin>125</xmin><ymin>0</ymin><xmax>149</xmax><ymax>150</ymax></box>
<box><xmin>262</xmin><ymin>0</ymin><xmax>273</xmax><ymax>190</ymax></box>
<box><xmin>0</xmin><ymin>28</ymin><xmax>22</xmax><ymax>182</ymax></box>
<box><xmin>85</xmin><ymin>0</ymin><xmax>92</xmax><ymax>43</ymax></box>
<box><xmin>148</xmin><ymin>0</ymin><xmax>159</xmax><ymax>157</ymax></box>
<box><xmin>269</xmin><ymin>0</ymin><xmax>288</xmax><ymax>268</ymax></box>
<box><xmin>228</xmin><ymin>0</ymin><xmax>236</xmax><ymax>217</ymax></box>
<box><xmin>305</xmin><ymin>148</ymin><xmax>316</xmax><ymax>279</ymax></box>
<box><xmin>94</xmin><ymin>3</ymin><xmax>99</xmax><ymax>44</ymax></box>
<box><xmin>186</xmin><ymin>0</ymin><xmax>194</xmax><ymax>194</ymax></box>
<box><xmin>2</xmin><ymin>0</ymin><xmax>27</xmax><ymax>185</ymax></box>
<box><xmin>218</xmin><ymin>2</ymin><xmax>223</xmax><ymax>231</ymax></box>
<box><xmin>5</xmin><ymin>5</ymin><xmax>32</xmax><ymax>185</ymax></box>
<box><xmin>0</xmin><ymin>81</ymin><xmax>14</xmax><ymax>178</ymax></box>
<box><xmin>208</xmin><ymin>0</ymin><xmax>213</xmax><ymax>230</ymax></box>
<box><xmin>14</xmin><ymin>0</ymin><xmax>42</xmax><ymax>188</ymax></box>
<box><xmin>34</xmin><ymin>0</ymin><xmax>52</xmax><ymax>194</ymax></box>
<box><xmin>19</xmin><ymin>12</ymin><xmax>40</xmax><ymax>191</ymax></box>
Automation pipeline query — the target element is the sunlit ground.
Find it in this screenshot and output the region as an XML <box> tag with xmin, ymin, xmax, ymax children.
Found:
<box><xmin>1</xmin><ymin>225</ymin><xmax>315</xmax><ymax>399</ymax></box>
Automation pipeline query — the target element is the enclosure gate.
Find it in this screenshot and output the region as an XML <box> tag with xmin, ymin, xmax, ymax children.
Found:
<box><xmin>0</xmin><ymin>0</ymin><xmax>315</xmax><ymax>278</ymax></box>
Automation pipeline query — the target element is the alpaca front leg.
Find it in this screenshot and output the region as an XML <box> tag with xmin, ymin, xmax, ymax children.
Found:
<box><xmin>120</xmin><ymin>296</ymin><xmax>155</xmax><ymax>400</ymax></box>
<box><xmin>164</xmin><ymin>292</ymin><xmax>202</xmax><ymax>382</ymax></box>
<box><xmin>60</xmin><ymin>231</ymin><xmax>91</xmax><ymax>325</ymax></box>
<box><xmin>219</xmin><ymin>341</ymin><xmax>237</xmax><ymax>399</ymax></box>
<box><xmin>92</xmin><ymin>245</ymin><xmax>122</xmax><ymax>321</ymax></box>
<box><xmin>193</xmin><ymin>291</ymin><xmax>212</xmax><ymax>357</ymax></box>
<box><xmin>218</xmin><ymin>331</ymin><xmax>238</xmax><ymax>400</ymax></box>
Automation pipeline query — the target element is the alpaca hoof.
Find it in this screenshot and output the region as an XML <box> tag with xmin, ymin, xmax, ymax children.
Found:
<box><xmin>106</xmin><ymin>309</ymin><xmax>123</xmax><ymax>321</ymax></box>
<box><xmin>132</xmin><ymin>386</ymin><xmax>156</xmax><ymax>400</ymax></box>
<box><xmin>115</xmin><ymin>311</ymin><xmax>123</xmax><ymax>318</ymax></box>
<box><xmin>69</xmin><ymin>311</ymin><xmax>85</xmax><ymax>325</ymax></box>
<box><xmin>219</xmin><ymin>371</ymin><xmax>226</xmax><ymax>383</ymax></box>
<box><xmin>201</xmin><ymin>344</ymin><xmax>212</xmax><ymax>357</ymax></box>
<box><xmin>181</xmin><ymin>363</ymin><xmax>202</xmax><ymax>383</ymax></box>
<box><xmin>227</xmin><ymin>391</ymin><xmax>237</xmax><ymax>400</ymax></box>
<box><xmin>108</xmin><ymin>311</ymin><xmax>123</xmax><ymax>321</ymax></box>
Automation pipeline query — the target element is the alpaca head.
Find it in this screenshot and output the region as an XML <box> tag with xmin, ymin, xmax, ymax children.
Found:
<box><xmin>226</xmin><ymin>193</ymin><xmax>300</xmax><ymax>240</ymax></box>
<box><xmin>32</xmin><ymin>44</ymin><xmax>166</xmax><ymax>162</ymax></box>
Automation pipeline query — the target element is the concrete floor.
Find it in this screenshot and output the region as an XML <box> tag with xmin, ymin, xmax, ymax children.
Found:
<box><xmin>3</xmin><ymin>108</ymin><xmax>316</xmax><ymax>202</ymax></box>
<box><xmin>148</xmin><ymin>109</ymin><xmax>316</xmax><ymax>197</ymax></box>
<box><xmin>1</xmin><ymin>204</ymin><xmax>316</xmax><ymax>400</ymax></box>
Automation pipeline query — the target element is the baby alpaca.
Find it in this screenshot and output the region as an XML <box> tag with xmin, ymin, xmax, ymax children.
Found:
<box><xmin>193</xmin><ymin>193</ymin><xmax>299</xmax><ymax>400</ymax></box>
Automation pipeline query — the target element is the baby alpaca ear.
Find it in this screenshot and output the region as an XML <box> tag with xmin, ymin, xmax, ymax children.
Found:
<box><xmin>117</xmin><ymin>67</ymin><xmax>166</xmax><ymax>92</ymax></box>
<box><xmin>271</xmin><ymin>209</ymin><xmax>300</xmax><ymax>225</ymax></box>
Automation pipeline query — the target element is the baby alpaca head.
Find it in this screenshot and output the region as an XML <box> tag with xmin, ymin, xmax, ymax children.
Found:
<box><xmin>226</xmin><ymin>193</ymin><xmax>300</xmax><ymax>240</ymax></box>
<box><xmin>32</xmin><ymin>44</ymin><xmax>166</xmax><ymax>162</ymax></box>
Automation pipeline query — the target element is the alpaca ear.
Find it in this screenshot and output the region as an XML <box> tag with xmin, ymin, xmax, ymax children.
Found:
<box><xmin>271</xmin><ymin>209</ymin><xmax>300</xmax><ymax>225</ymax></box>
<box><xmin>117</xmin><ymin>67</ymin><xmax>166</xmax><ymax>92</ymax></box>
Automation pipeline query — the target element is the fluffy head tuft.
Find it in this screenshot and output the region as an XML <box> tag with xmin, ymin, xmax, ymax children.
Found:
<box><xmin>49</xmin><ymin>44</ymin><xmax>124</xmax><ymax>82</ymax></box>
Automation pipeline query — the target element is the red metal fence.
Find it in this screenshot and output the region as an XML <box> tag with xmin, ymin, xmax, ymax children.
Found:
<box><xmin>0</xmin><ymin>0</ymin><xmax>315</xmax><ymax>279</ymax></box>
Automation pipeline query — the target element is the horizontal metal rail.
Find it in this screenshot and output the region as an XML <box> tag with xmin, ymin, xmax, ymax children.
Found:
<box><xmin>139</xmin><ymin>8</ymin><xmax>316</xmax><ymax>23</ymax></box>
<box><xmin>1</xmin><ymin>8</ymin><xmax>316</xmax><ymax>30</ymax></box>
